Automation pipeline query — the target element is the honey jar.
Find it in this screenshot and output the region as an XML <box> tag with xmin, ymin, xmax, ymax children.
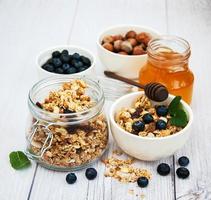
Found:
<box><xmin>139</xmin><ymin>36</ymin><xmax>194</xmax><ymax>104</ymax></box>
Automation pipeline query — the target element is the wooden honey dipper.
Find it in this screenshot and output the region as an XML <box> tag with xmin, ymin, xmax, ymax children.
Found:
<box><xmin>104</xmin><ymin>71</ymin><xmax>169</xmax><ymax>102</ymax></box>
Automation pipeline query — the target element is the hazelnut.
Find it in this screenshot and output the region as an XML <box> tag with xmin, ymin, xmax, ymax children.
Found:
<box><xmin>102</xmin><ymin>35</ymin><xmax>114</xmax><ymax>44</ymax></box>
<box><xmin>113</xmin><ymin>34</ymin><xmax>124</xmax><ymax>41</ymax></box>
<box><xmin>136</xmin><ymin>32</ymin><xmax>152</xmax><ymax>45</ymax></box>
<box><xmin>132</xmin><ymin>45</ymin><xmax>146</xmax><ymax>55</ymax></box>
<box><xmin>125</xmin><ymin>30</ymin><xmax>137</xmax><ymax>39</ymax></box>
<box><xmin>127</xmin><ymin>38</ymin><xmax>137</xmax><ymax>47</ymax></box>
<box><xmin>113</xmin><ymin>40</ymin><xmax>123</xmax><ymax>51</ymax></box>
<box><xmin>121</xmin><ymin>41</ymin><xmax>133</xmax><ymax>53</ymax></box>
<box><xmin>102</xmin><ymin>43</ymin><xmax>114</xmax><ymax>52</ymax></box>
<box><xmin>118</xmin><ymin>51</ymin><xmax>128</xmax><ymax>55</ymax></box>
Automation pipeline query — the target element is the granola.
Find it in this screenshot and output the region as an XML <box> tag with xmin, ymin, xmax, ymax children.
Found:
<box><xmin>115</xmin><ymin>94</ymin><xmax>183</xmax><ymax>137</ymax></box>
<box><xmin>29</xmin><ymin>79</ymin><xmax>108</xmax><ymax>168</ymax></box>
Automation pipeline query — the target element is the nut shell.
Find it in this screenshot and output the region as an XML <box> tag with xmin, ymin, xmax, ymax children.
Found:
<box><xmin>114</xmin><ymin>40</ymin><xmax>123</xmax><ymax>52</ymax></box>
<box><xmin>103</xmin><ymin>43</ymin><xmax>114</xmax><ymax>52</ymax></box>
<box><xmin>136</xmin><ymin>32</ymin><xmax>152</xmax><ymax>45</ymax></box>
<box><xmin>121</xmin><ymin>41</ymin><xmax>133</xmax><ymax>53</ymax></box>
<box><xmin>102</xmin><ymin>35</ymin><xmax>114</xmax><ymax>44</ymax></box>
<box><xmin>118</xmin><ymin>51</ymin><xmax>128</xmax><ymax>55</ymax></box>
<box><xmin>127</xmin><ymin>38</ymin><xmax>138</xmax><ymax>47</ymax></box>
<box><xmin>113</xmin><ymin>34</ymin><xmax>124</xmax><ymax>41</ymax></box>
<box><xmin>125</xmin><ymin>30</ymin><xmax>137</xmax><ymax>39</ymax></box>
<box><xmin>132</xmin><ymin>45</ymin><xmax>145</xmax><ymax>55</ymax></box>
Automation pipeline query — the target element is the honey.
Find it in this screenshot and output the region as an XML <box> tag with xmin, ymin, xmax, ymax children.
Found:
<box><xmin>139</xmin><ymin>36</ymin><xmax>194</xmax><ymax>104</ymax></box>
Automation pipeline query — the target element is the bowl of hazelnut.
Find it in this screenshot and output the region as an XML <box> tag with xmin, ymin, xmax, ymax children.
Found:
<box><xmin>97</xmin><ymin>25</ymin><xmax>160</xmax><ymax>79</ymax></box>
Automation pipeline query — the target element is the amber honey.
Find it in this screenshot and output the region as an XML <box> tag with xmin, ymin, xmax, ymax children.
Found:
<box><xmin>139</xmin><ymin>36</ymin><xmax>194</xmax><ymax>104</ymax></box>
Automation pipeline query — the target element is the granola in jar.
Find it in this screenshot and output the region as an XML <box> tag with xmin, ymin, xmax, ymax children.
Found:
<box><xmin>26</xmin><ymin>77</ymin><xmax>108</xmax><ymax>171</ymax></box>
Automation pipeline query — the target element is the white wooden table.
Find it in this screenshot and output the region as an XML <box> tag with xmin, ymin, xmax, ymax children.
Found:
<box><xmin>1</xmin><ymin>0</ymin><xmax>211</xmax><ymax>199</ymax></box>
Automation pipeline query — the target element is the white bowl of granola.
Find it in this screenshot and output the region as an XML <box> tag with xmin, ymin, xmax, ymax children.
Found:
<box><xmin>109</xmin><ymin>91</ymin><xmax>193</xmax><ymax>161</ymax></box>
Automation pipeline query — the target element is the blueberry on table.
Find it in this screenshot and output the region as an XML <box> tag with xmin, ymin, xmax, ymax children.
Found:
<box><xmin>52</xmin><ymin>51</ymin><xmax>61</xmax><ymax>58</ymax></box>
<box><xmin>143</xmin><ymin>113</ymin><xmax>154</xmax><ymax>124</ymax></box>
<box><xmin>60</xmin><ymin>54</ymin><xmax>70</xmax><ymax>63</ymax></box>
<box><xmin>55</xmin><ymin>67</ymin><xmax>64</xmax><ymax>74</ymax></box>
<box><xmin>132</xmin><ymin>121</ymin><xmax>145</xmax><ymax>132</ymax></box>
<box><xmin>80</xmin><ymin>56</ymin><xmax>91</xmax><ymax>66</ymax></box>
<box><xmin>156</xmin><ymin>120</ymin><xmax>167</xmax><ymax>130</ymax></box>
<box><xmin>72</xmin><ymin>53</ymin><xmax>80</xmax><ymax>60</ymax></box>
<box><xmin>61</xmin><ymin>49</ymin><xmax>68</xmax><ymax>55</ymax></box>
<box><xmin>42</xmin><ymin>64</ymin><xmax>54</xmax><ymax>72</ymax></box>
<box><xmin>178</xmin><ymin>156</ymin><xmax>189</xmax><ymax>167</ymax></box>
<box><xmin>85</xmin><ymin>168</ymin><xmax>97</xmax><ymax>180</ymax></box>
<box><xmin>137</xmin><ymin>177</ymin><xmax>149</xmax><ymax>188</ymax></box>
<box><xmin>65</xmin><ymin>67</ymin><xmax>77</xmax><ymax>74</ymax></box>
<box><xmin>157</xmin><ymin>163</ymin><xmax>171</xmax><ymax>176</ymax></box>
<box><xmin>176</xmin><ymin>167</ymin><xmax>190</xmax><ymax>179</ymax></box>
<box><xmin>156</xmin><ymin>105</ymin><xmax>168</xmax><ymax>116</ymax></box>
<box><xmin>66</xmin><ymin>173</ymin><xmax>77</xmax><ymax>184</ymax></box>
<box><xmin>62</xmin><ymin>63</ymin><xmax>70</xmax><ymax>71</ymax></box>
<box><xmin>52</xmin><ymin>58</ymin><xmax>62</xmax><ymax>68</ymax></box>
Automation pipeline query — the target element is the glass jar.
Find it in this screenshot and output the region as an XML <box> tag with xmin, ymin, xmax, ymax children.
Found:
<box><xmin>25</xmin><ymin>77</ymin><xmax>108</xmax><ymax>171</ymax></box>
<box><xmin>139</xmin><ymin>36</ymin><xmax>194</xmax><ymax>104</ymax></box>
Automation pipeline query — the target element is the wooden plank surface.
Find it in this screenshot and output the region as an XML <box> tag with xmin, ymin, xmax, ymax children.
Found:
<box><xmin>0</xmin><ymin>0</ymin><xmax>210</xmax><ymax>199</ymax></box>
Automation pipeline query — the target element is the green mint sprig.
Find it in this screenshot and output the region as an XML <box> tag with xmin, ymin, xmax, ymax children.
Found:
<box><xmin>9</xmin><ymin>151</ymin><xmax>31</xmax><ymax>170</ymax></box>
<box><xmin>168</xmin><ymin>96</ymin><xmax>188</xmax><ymax>127</ymax></box>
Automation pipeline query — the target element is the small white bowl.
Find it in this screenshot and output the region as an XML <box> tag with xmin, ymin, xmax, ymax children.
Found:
<box><xmin>37</xmin><ymin>45</ymin><xmax>96</xmax><ymax>80</ymax></box>
<box><xmin>97</xmin><ymin>25</ymin><xmax>160</xmax><ymax>79</ymax></box>
<box><xmin>109</xmin><ymin>92</ymin><xmax>193</xmax><ymax>161</ymax></box>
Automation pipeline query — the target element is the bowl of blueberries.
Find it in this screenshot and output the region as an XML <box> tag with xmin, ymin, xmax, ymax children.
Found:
<box><xmin>37</xmin><ymin>45</ymin><xmax>95</xmax><ymax>79</ymax></box>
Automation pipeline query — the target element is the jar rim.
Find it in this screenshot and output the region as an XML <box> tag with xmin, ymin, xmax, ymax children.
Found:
<box><xmin>147</xmin><ymin>35</ymin><xmax>191</xmax><ymax>61</ymax></box>
<box><xmin>28</xmin><ymin>76</ymin><xmax>105</xmax><ymax>122</ymax></box>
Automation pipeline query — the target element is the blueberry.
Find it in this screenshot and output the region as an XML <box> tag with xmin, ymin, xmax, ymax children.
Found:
<box><xmin>143</xmin><ymin>113</ymin><xmax>154</xmax><ymax>124</ymax></box>
<box><xmin>85</xmin><ymin>168</ymin><xmax>97</xmax><ymax>180</ymax></box>
<box><xmin>78</xmin><ymin>67</ymin><xmax>86</xmax><ymax>72</ymax></box>
<box><xmin>132</xmin><ymin>121</ymin><xmax>145</xmax><ymax>132</ymax></box>
<box><xmin>178</xmin><ymin>156</ymin><xmax>189</xmax><ymax>167</ymax></box>
<box><xmin>55</xmin><ymin>67</ymin><xmax>64</xmax><ymax>74</ymax></box>
<box><xmin>156</xmin><ymin>120</ymin><xmax>167</xmax><ymax>130</ymax></box>
<box><xmin>66</xmin><ymin>173</ymin><xmax>77</xmax><ymax>184</ymax></box>
<box><xmin>137</xmin><ymin>177</ymin><xmax>149</xmax><ymax>188</ymax></box>
<box><xmin>63</xmin><ymin>109</ymin><xmax>75</xmax><ymax>114</ymax></box>
<box><xmin>52</xmin><ymin>51</ymin><xmax>61</xmax><ymax>58</ymax></box>
<box><xmin>65</xmin><ymin>67</ymin><xmax>77</xmax><ymax>74</ymax></box>
<box><xmin>60</xmin><ymin>54</ymin><xmax>70</xmax><ymax>63</ymax></box>
<box><xmin>74</xmin><ymin>61</ymin><xmax>84</xmax><ymax>69</ymax></box>
<box><xmin>157</xmin><ymin>163</ymin><xmax>171</xmax><ymax>176</ymax></box>
<box><xmin>176</xmin><ymin>167</ymin><xmax>190</xmax><ymax>179</ymax></box>
<box><xmin>61</xmin><ymin>49</ymin><xmax>68</xmax><ymax>55</ymax></box>
<box><xmin>80</xmin><ymin>56</ymin><xmax>91</xmax><ymax>66</ymax></box>
<box><xmin>62</xmin><ymin>63</ymin><xmax>70</xmax><ymax>71</ymax></box>
<box><xmin>36</xmin><ymin>102</ymin><xmax>42</xmax><ymax>109</ymax></box>
<box><xmin>72</xmin><ymin>53</ymin><xmax>80</xmax><ymax>60</ymax></box>
<box><xmin>156</xmin><ymin>105</ymin><xmax>168</xmax><ymax>116</ymax></box>
<box><xmin>52</xmin><ymin>58</ymin><xmax>62</xmax><ymax>68</ymax></box>
<box><xmin>42</xmin><ymin>64</ymin><xmax>54</xmax><ymax>72</ymax></box>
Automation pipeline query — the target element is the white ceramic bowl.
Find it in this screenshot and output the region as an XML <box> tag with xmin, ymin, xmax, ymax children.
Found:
<box><xmin>37</xmin><ymin>45</ymin><xmax>96</xmax><ymax>80</ymax></box>
<box><xmin>109</xmin><ymin>91</ymin><xmax>193</xmax><ymax>161</ymax></box>
<box><xmin>97</xmin><ymin>25</ymin><xmax>160</xmax><ymax>79</ymax></box>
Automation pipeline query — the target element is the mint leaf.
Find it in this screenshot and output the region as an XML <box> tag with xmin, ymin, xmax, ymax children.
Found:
<box><xmin>9</xmin><ymin>151</ymin><xmax>31</xmax><ymax>170</ymax></box>
<box><xmin>168</xmin><ymin>96</ymin><xmax>182</xmax><ymax>116</ymax></box>
<box><xmin>170</xmin><ymin>109</ymin><xmax>188</xmax><ymax>127</ymax></box>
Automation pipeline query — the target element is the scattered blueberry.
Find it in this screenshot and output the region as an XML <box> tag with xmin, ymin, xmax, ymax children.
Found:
<box><xmin>55</xmin><ymin>67</ymin><xmax>64</xmax><ymax>74</ymax></box>
<box><xmin>72</xmin><ymin>53</ymin><xmax>80</xmax><ymax>60</ymax></box>
<box><xmin>42</xmin><ymin>64</ymin><xmax>54</xmax><ymax>72</ymax></box>
<box><xmin>52</xmin><ymin>58</ymin><xmax>62</xmax><ymax>68</ymax></box>
<box><xmin>66</xmin><ymin>173</ymin><xmax>77</xmax><ymax>184</ymax></box>
<box><xmin>156</xmin><ymin>120</ymin><xmax>167</xmax><ymax>130</ymax></box>
<box><xmin>132</xmin><ymin>121</ymin><xmax>145</xmax><ymax>132</ymax></box>
<box><xmin>157</xmin><ymin>163</ymin><xmax>171</xmax><ymax>176</ymax></box>
<box><xmin>176</xmin><ymin>167</ymin><xmax>190</xmax><ymax>179</ymax></box>
<box><xmin>178</xmin><ymin>156</ymin><xmax>189</xmax><ymax>167</ymax></box>
<box><xmin>156</xmin><ymin>105</ymin><xmax>168</xmax><ymax>116</ymax></box>
<box><xmin>52</xmin><ymin>51</ymin><xmax>61</xmax><ymax>58</ymax></box>
<box><xmin>66</xmin><ymin>67</ymin><xmax>77</xmax><ymax>74</ymax></box>
<box><xmin>143</xmin><ymin>113</ymin><xmax>154</xmax><ymax>124</ymax></box>
<box><xmin>60</xmin><ymin>54</ymin><xmax>70</xmax><ymax>63</ymax></box>
<box><xmin>80</xmin><ymin>56</ymin><xmax>91</xmax><ymax>66</ymax></box>
<box><xmin>61</xmin><ymin>49</ymin><xmax>68</xmax><ymax>55</ymax></box>
<box><xmin>137</xmin><ymin>177</ymin><xmax>149</xmax><ymax>188</ymax></box>
<box><xmin>62</xmin><ymin>63</ymin><xmax>70</xmax><ymax>71</ymax></box>
<box><xmin>85</xmin><ymin>168</ymin><xmax>97</xmax><ymax>180</ymax></box>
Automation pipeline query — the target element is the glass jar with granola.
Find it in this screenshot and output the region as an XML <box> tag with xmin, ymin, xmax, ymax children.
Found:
<box><xmin>26</xmin><ymin>77</ymin><xmax>108</xmax><ymax>171</ymax></box>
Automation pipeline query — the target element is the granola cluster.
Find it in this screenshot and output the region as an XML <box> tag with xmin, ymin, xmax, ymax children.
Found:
<box><xmin>29</xmin><ymin>80</ymin><xmax>108</xmax><ymax>168</ymax></box>
<box><xmin>115</xmin><ymin>95</ymin><xmax>182</xmax><ymax>137</ymax></box>
<box><xmin>102</xmin><ymin>155</ymin><xmax>151</xmax><ymax>183</ymax></box>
